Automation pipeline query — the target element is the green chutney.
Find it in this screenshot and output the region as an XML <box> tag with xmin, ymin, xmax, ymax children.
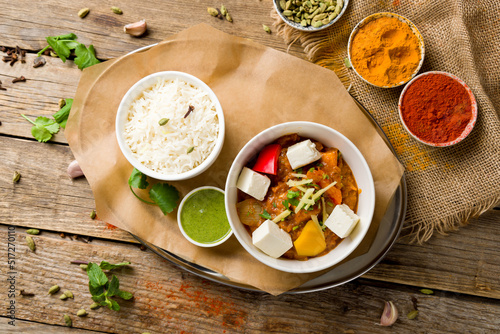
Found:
<box><xmin>180</xmin><ymin>189</ymin><xmax>231</xmax><ymax>244</ymax></box>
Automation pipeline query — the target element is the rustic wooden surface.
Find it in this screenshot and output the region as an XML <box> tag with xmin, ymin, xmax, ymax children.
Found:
<box><xmin>1</xmin><ymin>0</ymin><xmax>499</xmax><ymax>333</ymax></box>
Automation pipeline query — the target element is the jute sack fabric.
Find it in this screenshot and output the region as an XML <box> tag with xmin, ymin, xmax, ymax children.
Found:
<box><xmin>272</xmin><ymin>0</ymin><xmax>500</xmax><ymax>242</ymax></box>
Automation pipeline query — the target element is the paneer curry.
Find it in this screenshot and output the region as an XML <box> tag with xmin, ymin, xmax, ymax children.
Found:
<box><xmin>236</xmin><ymin>134</ymin><xmax>359</xmax><ymax>260</ymax></box>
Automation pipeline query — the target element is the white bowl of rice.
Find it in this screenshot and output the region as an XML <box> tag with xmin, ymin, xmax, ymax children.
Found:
<box><xmin>116</xmin><ymin>71</ymin><xmax>225</xmax><ymax>181</ymax></box>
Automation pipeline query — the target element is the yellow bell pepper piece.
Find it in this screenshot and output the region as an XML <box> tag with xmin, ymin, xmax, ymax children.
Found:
<box><xmin>293</xmin><ymin>220</ymin><xmax>326</xmax><ymax>257</ymax></box>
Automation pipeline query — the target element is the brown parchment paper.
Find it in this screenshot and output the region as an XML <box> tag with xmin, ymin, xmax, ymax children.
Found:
<box><xmin>65</xmin><ymin>24</ymin><xmax>404</xmax><ymax>295</ymax></box>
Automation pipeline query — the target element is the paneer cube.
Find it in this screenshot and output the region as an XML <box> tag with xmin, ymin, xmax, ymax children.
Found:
<box><xmin>286</xmin><ymin>139</ymin><xmax>322</xmax><ymax>170</ymax></box>
<box><xmin>236</xmin><ymin>167</ymin><xmax>271</xmax><ymax>201</ymax></box>
<box><xmin>252</xmin><ymin>220</ymin><xmax>293</xmax><ymax>258</ymax></box>
<box><xmin>324</xmin><ymin>204</ymin><xmax>360</xmax><ymax>238</ymax></box>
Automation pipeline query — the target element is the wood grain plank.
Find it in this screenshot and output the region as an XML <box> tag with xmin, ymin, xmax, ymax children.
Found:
<box><xmin>0</xmin><ymin>136</ymin><xmax>136</xmax><ymax>243</ymax></box>
<box><xmin>0</xmin><ymin>0</ymin><xmax>300</xmax><ymax>58</ymax></box>
<box><xmin>0</xmin><ymin>53</ymin><xmax>81</xmax><ymax>143</ymax></box>
<box><xmin>2</xmin><ymin>135</ymin><xmax>500</xmax><ymax>299</ymax></box>
<box><xmin>0</xmin><ymin>318</ymin><xmax>105</xmax><ymax>333</ymax></box>
<box><xmin>364</xmin><ymin>210</ymin><xmax>500</xmax><ymax>299</ymax></box>
<box><xmin>1</xmin><ymin>226</ymin><xmax>499</xmax><ymax>334</ymax></box>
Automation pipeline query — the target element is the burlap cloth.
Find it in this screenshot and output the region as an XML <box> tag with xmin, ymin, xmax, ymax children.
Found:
<box><xmin>272</xmin><ymin>0</ymin><xmax>500</xmax><ymax>242</ymax></box>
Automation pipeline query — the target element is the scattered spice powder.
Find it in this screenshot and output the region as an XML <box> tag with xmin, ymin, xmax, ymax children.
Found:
<box><xmin>400</xmin><ymin>73</ymin><xmax>473</xmax><ymax>144</ymax></box>
<box><xmin>350</xmin><ymin>16</ymin><xmax>421</xmax><ymax>87</ymax></box>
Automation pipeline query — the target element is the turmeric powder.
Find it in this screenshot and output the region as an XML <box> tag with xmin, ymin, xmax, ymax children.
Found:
<box><xmin>350</xmin><ymin>16</ymin><xmax>422</xmax><ymax>87</ymax></box>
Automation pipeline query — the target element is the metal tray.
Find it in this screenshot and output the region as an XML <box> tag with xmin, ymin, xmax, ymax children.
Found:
<box><xmin>129</xmin><ymin>74</ymin><xmax>407</xmax><ymax>293</ymax></box>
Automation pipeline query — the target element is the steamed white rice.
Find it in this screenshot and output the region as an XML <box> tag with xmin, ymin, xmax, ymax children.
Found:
<box><xmin>124</xmin><ymin>78</ymin><xmax>219</xmax><ymax>174</ymax></box>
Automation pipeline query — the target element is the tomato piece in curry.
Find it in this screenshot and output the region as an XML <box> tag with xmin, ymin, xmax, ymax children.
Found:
<box><xmin>236</xmin><ymin>134</ymin><xmax>359</xmax><ymax>260</ymax></box>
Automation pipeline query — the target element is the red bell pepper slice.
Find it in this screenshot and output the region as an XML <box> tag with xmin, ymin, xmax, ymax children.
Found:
<box><xmin>252</xmin><ymin>144</ymin><xmax>281</xmax><ymax>175</ymax></box>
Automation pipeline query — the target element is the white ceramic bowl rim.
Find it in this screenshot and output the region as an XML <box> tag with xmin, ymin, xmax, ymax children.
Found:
<box><xmin>115</xmin><ymin>71</ymin><xmax>225</xmax><ymax>181</ymax></box>
<box><xmin>347</xmin><ymin>12</ymin><xmax>425</xmax><ymax>88</ymax></box>
<box><xmin>398</xmin><ymin>71</ymin><xmax>478</xmax><ymax>147</ymax></box>
<box><xmin>225</xmin><ymin>121</ymin><xmax>376</xmax><ymax>273</ymax></box>
<box><xmin>177</xmin><ymin>186</ymin><xmax>233</xmax><ymax>248</ymax></box>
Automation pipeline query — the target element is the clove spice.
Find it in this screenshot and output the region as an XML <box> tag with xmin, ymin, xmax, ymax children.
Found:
<box><xmin>12</xmin><ymin>76</ymin><xmax>26</xmax><ymax>83</ymax></box>
<box><xmin>184</xmin><ymin>105</ymin><xmax>194</xmax><ymax>118</ymax></box>
<box><xmin>33</xmin><ymin>56</ymin><xmax>46</xmax><ymax>68</ymax></box>
<box><xmin>19</xmin><ymin>290</ymin><xmax>34</xmax><ymax>297</ymax></box>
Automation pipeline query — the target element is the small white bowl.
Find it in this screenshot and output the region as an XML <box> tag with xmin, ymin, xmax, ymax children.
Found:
<box><xmin>225</xmin><ymin>121</ymin><xmax>375</xmax><ymax>273</ymax></box>
<box><xmin>273</xmin><ymin>0</ymin><xmax>349</xmax><ymax>32</ymax></box>
<box><xmin>348</xmin><ymin>12</ymin><xmax>425</xmax><ymax>88</ymax></box>
<box><xmin>115</xmin><ymin>71</ymin><xmax>225</xmax><ymax>181</ymax></box>
<box><xmin>177</xmin><ymin>186</ymin><xmax>233</xmax><ymax>247</ymax></box>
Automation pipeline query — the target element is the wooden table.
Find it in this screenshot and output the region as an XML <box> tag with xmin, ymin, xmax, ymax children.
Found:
<box><xmin>1</xmin><ymin>1</ymin><xmax>499</xmax><ymax>333</ymax></box>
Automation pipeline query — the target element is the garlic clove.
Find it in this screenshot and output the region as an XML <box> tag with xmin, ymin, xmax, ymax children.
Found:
<box><xmin>67</xmin><ymin>160</ymin><xmax>84</xmax><ymax>179</ymax></box>
<box><xmin>380</xmin><ymin>301</ymin><xmax>398</xmax><ymax>326</ymax></box>
<box><xmin>124</xmin><ymin>19</ymin><xmax>147</xmax><ymax>37</ymax></box>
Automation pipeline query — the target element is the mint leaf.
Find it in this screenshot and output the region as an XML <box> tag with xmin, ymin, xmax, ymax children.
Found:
<box><xmin>87</xmin><ymin>262</ymin><xmax>108</xmax><ymax>288</ymax></box>
<box><xmin>74</xmin><ymin>44</ymin><xmax>100</xmax><ymax>70</ymax></box>
<box><xmin>107</xmin><ymin>275</ymin><xmax>120</xmax><ymax>297</ymax></box>
<box><xmin>110</xmin><ymin>299</ymin><xmax>121</xmax><ymax>311</ymax></box>
<box><xmin>89</xmin><ymin>282</ymin><xmax>104</xmax><ymax>297</ymax></box>
<box><xmin>100</xmin><ymin>261</ymin><xmax>131</xmax><ymax>270</ymax></box>
<box><xmin>117</xmin><ymin>290</ymin><xmax>133</xmax><ymax>300</ymax></box>
<box><xmin>46</xmin><ymin>36</ymin><xmax>71</xmax><ymax>62</ymax></box>
<box><xmin>90</xmin><ymin>290</ymin><xmax>106</xmax><ymax>302</ymax></box>
<box><xmin>149</xmin><ymin>183</ymin><xmax>180</xmax><ymax>214</ymax></box>
<box><xmin>53</xmin><ymin>98</ymin><xmax>73</xmax><ymax>128</ymax></box>
<box><xmin>259</xmin><ymin>209</ymin><xmax>272</xmax><ymax>220</ymax></box>
<box><xmin>128</xmin><ymin>169</ymin><xmax>148</xmax><ymax>189</ymax></box>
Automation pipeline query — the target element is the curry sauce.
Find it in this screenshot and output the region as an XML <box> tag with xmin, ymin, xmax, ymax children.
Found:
<box><xmin>236</xmin><ymin>134</ymin><xmax>359</xmax><ymax>260</ymax></box>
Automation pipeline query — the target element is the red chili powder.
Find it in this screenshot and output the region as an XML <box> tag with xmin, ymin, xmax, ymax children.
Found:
<box><xmin>400</xmin><ymin>73</ymin><xmax>472</xmax><ymax>144</ymax></box>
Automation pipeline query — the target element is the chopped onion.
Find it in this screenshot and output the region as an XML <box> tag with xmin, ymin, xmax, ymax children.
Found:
<box><xmin>380</xmin><ymin>301</ymin><xmax>398</xmax><ymax>326</ymax></box>
<box><xmin>236</xmin><ymin>199</ymin><xmax>263</xmax><ymax>227</ymax></box>
<box><xmin>67</xmin><ymin>160</ymin><xmax>84</xmax><ymax>179</ymax></box>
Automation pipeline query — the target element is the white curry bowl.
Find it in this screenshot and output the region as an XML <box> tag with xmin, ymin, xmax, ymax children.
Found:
<box><xmin>225</xmin><ymin>121</ymin><xmax>375</xmax><ymax>273</ymax></box>
<box><xmin>116</xmin><ymin>71</ymin><xmax>225</xmax><ymax>181</ymax></box>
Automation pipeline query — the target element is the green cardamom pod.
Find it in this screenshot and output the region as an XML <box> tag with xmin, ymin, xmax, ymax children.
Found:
<box><xmin>58</xmin><ymin>99</ymin><xmax>66</xmax><ymax>109</ymax></box>
<box><xmin>282</xmin><ymin>10</ymin><xmax>293</xmax><ymax>16</ymax></box>
<box><xmin>13</xmin><ymin>171</ymin><xmax>21</xmax><ymax>183</ymax></box>
<box><xmin>78</xmin><ymin>8</ymin><xmax>89</xmax><ymax>18</ymax></box>
<box><xmin>60</xmin><ymin>294</ymin><xmax>68</xmax><ymax>300</ymax></box>
<box><xmin>220</xmin><ymin>4</ymin><xmax>227</xmax><ymax>16</ymax></box>
<box><xmin>158</xmin><ymin>118</ymin><xmax>169</xmax><ymax>126</ymax></box>
<box><xmin>80</xmin><ymin>264</ymin><xmax>88</xmax><ymax>270</ymax></box>
<box><xmin>26</xmin><ymin>229</ymin><xmax>39</xmax><ymax>235</ymax></box>
<box><xmin>26</xmin><ymin>236</ymin><xmax>35</xmax><ymax>252</ymax></box>
<box><xmin>225</xmin><ymin>13</ymin><xmax>233</xmax><ymax>22</ymax></box>
<box><xmin>186</xmin><ymin>146</ymin><xmax>195</xmax><ymax>154</ymax></box>
<box><xmin>111</xmin><ymin>7</ymin><xmax>123</xmax><ymax>14</ymax></box>
<box><xmin>420</xmin><ymin>288</ymin><xmax>434</xmax><ymax>295</ymax></box>
<box><xmin>63</xmin><ymin>290</ymin><xmax>74</xmax><ymax>299</ymax></box>
<box><xmin>314</xmin><ymin>13</ymin><xmax>327</xmax><ymax>20</ymax></box>
<box><xmin>301</xmin><ymin>20</ymin><xmax>307</xmax><ymax>26</ymax></box>
<box><xmin>89</xmin><ymin>302</ymin><xmax>100</xmax><ymax>310</ymax></box>
<box><xmin>312</xmin><ymin>20</ymin><xmax>323</xmax><ymax>28</ymax></box>
<box><xmin>207</xmin><ymin>7</ymin><xmax>219</xmax><ymax>17</ymax></box>
<box><xmin>64</xmin><ymin>314</ymin><xmax>72</xmax><ymax>327</ymax></box>
<box><xmin>285</xmin><ymin>0</ymin><xmax>292</xmax><ymax>10</ymax></box>
<box><xmin>263</xmin><ymin>24</ymin><xmax>271</xmax><ymax>33</ymax></box>
<box><xmin>344</xmin><ymin>57</ymin><xmax>352</xmax><ymax>68</ymax></box>
<box><xmin>328</xmin><ymin>12</ymin><xmax>337</xmax><ymax>21</ymax></box>
<box><xmin>77</xmin><ymin>309</ymin><xmax>87</xmax><ymax>317</ymax></box>
<box><xmin>321</xmin><ymin>18</ymin><xmax>330</xmax><ymax>24</ymax></box>
<box><xmin>280</xmin><ymin>0</ymin><xmax>286</xmax><ymax>10</ymax></box>
<box><xmin>90</xmin><ymin>210</ymin><xmax>96</xmax><ymax>219</ymax></box>
<box><xmin>407</xmin><ymin>310</ymin><xmax>419</xmax><ymax>320</ymax></box>
<box><xmin>48</xmin><ymin>285</ymin><xmax>60</xmax><ymax>295</ymax></box>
